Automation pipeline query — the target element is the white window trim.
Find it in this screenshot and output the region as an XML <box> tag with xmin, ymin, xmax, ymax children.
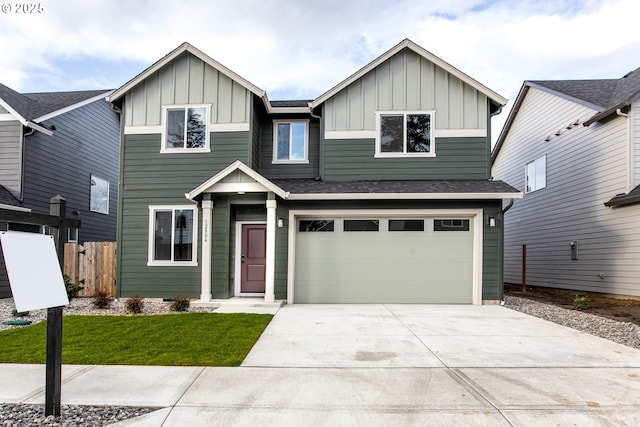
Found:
<box><xmin>147</xmin><ymin>205</ymin><xmax>198</xmax><ymax>266</ymax></box>
<box><xmin>525</xmin><ymin>155</ymin><xmax>547</xmax><ymax>193</ymax></box>
<box><xmin>375</xmin><ymin>110</ymin><xmax>436</xmax><ymax>158</ymax></box>
<box><xmin>89</xmin><ymin>174</ymin><xmax>109</xmax><ymax>215</ymax></box>
<box><xmin>272</xmin><ymin>119</ymin><xmax>310</xmax><ymax>164</ymax></box>
<box><xmin>160</xmin><ymin>104</ymin><xmax>211</xmax><ymax>153</ymax></box>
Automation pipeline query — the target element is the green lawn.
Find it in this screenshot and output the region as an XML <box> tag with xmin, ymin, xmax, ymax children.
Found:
<box><xmin>0</xmin><ymin>313</ymin><xmax>272</xmax><ymax>366</ymax></box>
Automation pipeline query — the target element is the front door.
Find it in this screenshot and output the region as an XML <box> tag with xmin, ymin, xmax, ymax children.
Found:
<box><xmin>240</xmin><ymin>224</ymin><xmax>267</xmax><ymax>293</ymax></box>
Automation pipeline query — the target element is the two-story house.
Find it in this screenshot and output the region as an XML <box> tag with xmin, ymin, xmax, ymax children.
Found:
<box><xmin>107</xmin><ymin>39</ymin><xmax>520</xmax><ymax>305</ymax></box>
<box><xmin>492</xmin><ymin>69</ymin><xmax>640</xmax><ymax>297</ymax></box>
<box><xmin>0</xmin><ymin>84</ymin><xmax>120</xmax><ymax>298</ymax></box>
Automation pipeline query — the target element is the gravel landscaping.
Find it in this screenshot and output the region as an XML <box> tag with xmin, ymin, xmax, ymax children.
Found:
<box><xmin>1</xmin><ymin>295</ymin><xmax>639</xmax><ymax>425</ymax></box>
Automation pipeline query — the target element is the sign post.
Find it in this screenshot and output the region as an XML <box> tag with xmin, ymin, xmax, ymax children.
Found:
<box><xmin>0</xmin><ymin>195</ymin><xmax>79</xmax><ymax>418</ymax></box>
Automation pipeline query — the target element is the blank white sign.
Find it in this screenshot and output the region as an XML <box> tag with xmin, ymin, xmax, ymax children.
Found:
<box><xmin>0</xmin><ymin>231</ymin><xmax>69</xmax><ymax>312</ymax></box>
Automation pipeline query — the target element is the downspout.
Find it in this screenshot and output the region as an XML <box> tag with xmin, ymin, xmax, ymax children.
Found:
<box><xmin>615</xmin><ymin>108</ymin><xmax>632</xmax><ymax>193</ymax></box>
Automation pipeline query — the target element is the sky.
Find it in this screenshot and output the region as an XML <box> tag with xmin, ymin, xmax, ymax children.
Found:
<box><xmin>1</xmin><ymin>0</ymin><xmax>640</xmax><ymax>139</ymax></box>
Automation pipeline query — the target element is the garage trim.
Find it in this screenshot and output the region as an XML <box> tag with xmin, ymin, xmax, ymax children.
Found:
<box><xmin>286</xmin><ymin>209</ymin><xmax>484</xmax><ymax>305</ymax></box>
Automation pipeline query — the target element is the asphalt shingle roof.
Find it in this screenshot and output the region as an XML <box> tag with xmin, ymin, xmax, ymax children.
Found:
<box><xmin>0</xmin><ymin>83</ymin><xmax>110</xmax><ymax>121</ymax></box>
<box><xmin>604</xmin><ymin>184</ymin><xmax>640</xmax><ymax>208</ymax></box>
<box><xmin>0</xmin><ymin>185</ymin><xmax>20</xmax><ymax>207</ymax></box>
<box><xmin>270</xmin><ymin>178</ymin><xmax>519</xmax><ymax>195</ymax></box>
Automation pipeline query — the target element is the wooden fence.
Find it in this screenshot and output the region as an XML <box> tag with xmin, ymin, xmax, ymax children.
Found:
<box><xmin>63</xmin><ymin>242</ymin><xmax>116</xmax><ymax>297</ymax></box>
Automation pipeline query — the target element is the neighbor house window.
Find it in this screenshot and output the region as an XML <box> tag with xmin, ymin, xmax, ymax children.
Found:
<box><xmin>67</xmin><ymin>228</ymin><xmax>79</xmax><ymax>243</ymax></box>
<box><xmin>526</xmin><ymin>155</ymin><xmax>546</xmax><ymax>193</ymax></box>
<box><xmin>90</xmin><ymin>175</ymin><xmax>109</xmax><ymax>214</ymax></box>
<box><xmin>148</xmin><ymin>206</ymin><xmax>198</xmax><ymax>265</ymax></box>
<box><xmin>273</xmin><ymin>120</ymin><xmax>308</xmax><ymax>163</ymax></box>
<box><xmin>376</xmin><ymin>111</ymin><xmax>434</xmax><ymax>157</ymax></box>
<box><xmin>162</xmin><ymin>105</ymin><xmax>209</xmax><ymax>151</ymax></box>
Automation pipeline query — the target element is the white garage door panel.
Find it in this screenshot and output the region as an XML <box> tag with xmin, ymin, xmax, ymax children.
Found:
<box><xmin>294</xmin><ymin>218</ymin><xmax>474</xmax><ymax>303</ymax></box>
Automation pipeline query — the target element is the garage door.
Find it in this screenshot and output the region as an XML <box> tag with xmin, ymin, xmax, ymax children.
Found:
<box><xmin>294</xmin><ymin>217</ymin><xmax>474</xmax><ymax>303</ymax></box>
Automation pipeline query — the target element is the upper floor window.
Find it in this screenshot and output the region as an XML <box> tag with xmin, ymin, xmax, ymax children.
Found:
<box><xmin>376</xmin><ymin>111</ymin><xmax>435</xmax><ymax>157</ymax></box>
<box><xmin>273</xmin><ymin>120</ymin><xmax>308</xmax><ymax>163</ymax></box>
<box><xmin>162</xmin><ymin>105</ymin><xmax>209</xmax><ymax>152</ymax></box>
<box><xmin>90</xmin><ymin>174</ymin><xmax>109</xmax><ymax>215</ymax></box>
<box><xmin>526</xmin><ymin>155</ymin><xmax>546</xmax><ymax>193</ymax></box>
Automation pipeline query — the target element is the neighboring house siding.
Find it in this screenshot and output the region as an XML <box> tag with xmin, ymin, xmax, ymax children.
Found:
<box><xmin>493</xmin><ymin>88</ymin><xmax>640</xmax><ymax>296</ymax></box>
<box><xmin>0</xmin><ymin>120</ymin><xmax>22</xmax><ymax>197</ymax></box>
<box><xmin>21</xmin><ymin>99</ymin><xmax>119</xmax><ymax>242</ymax></box>
<box><xmin>259</xmin><ymin>117</ymin><xmax>321</xmax><ymax>179</ymax></box>
<box><xmin>117</xmin><ymin>131</ymin><xmax>251</xmax><ymax>298</ymax></box>
<box><xmin>324</xmin><ymin>48</ymin><xmax>487</xmax><ymax>132</ymax></box>
<box><xmin>323</xmin><ymin>137</ymin><xmax>488</xmax><ymax>180</ymax></box>
<box><xmin>633</xmin><ymin>101</ymin><xmax>640</xmax><ymax>186</ymax></box>
<box><xmin>125</xmin><ymin>52</ymin><xmax>250</xmax><ymax>127</ymax></box>
<box><xmin>0</xmin><ymin>221</ymin><xmax>9</xmax><ymax>298</ymax></box>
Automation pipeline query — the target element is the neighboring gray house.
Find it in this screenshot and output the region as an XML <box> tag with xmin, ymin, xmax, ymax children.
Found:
<box><xmin>107</xmin><ymin>39</ymin><xmax>521</xmax><ymax>305</ymax></box>
<box><xmin>0</xmin><ymin>84</ymin><xmax>120</xmax><ymax>298</ymax></box>
<box><xmin>492</xmin><ymin>68</ymin><xmax>640</xmax><ymax>297</ymax></box>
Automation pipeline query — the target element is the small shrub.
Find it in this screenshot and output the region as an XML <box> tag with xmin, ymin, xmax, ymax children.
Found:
<box><xmin>64</xmin><ymin>274</ymin><xmax>84</xmax><ymax>301</ymax></box>
<box><xmin>93</xmin><ymin>290</ymin><xmax>113</xmax><ymax>309</ymax></box>
<box><xmin>11</xmin><ymin>309</ymin><xmax>30</xmax><ymax>317</ymax></box>
<box><xmin>572</xmin><ymin>294</ymin><xmax>588</xmax><ymax>310</ymax></box>
<box><xmin>170</xmin><ymin>295</ymin><xmax>190</xmax><ymax>312</ymax></box>
<box><xmin>125</xmin><ymin>296</ymin><xmax>144</xmax><ymax>314</ymax></box>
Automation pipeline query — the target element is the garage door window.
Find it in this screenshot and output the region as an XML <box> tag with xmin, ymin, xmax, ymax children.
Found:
<box><xmin>344</xmin><ymin>220</ymin><xmax>379</xmax><ymax>232</ymax></box>
<box><xmin>434</xmin><ymin>219</ymin><xmax>470</xmax><ymax>231</ymax></box>
<box><xmin>299</xmin><ymin>220</ymin><xmax>334</xmax><ymax>232</ymax></box>
<box><xmin>388</xmin><ymin>219</ymin><xmax>424</xmax><ymax>231</ymax></box>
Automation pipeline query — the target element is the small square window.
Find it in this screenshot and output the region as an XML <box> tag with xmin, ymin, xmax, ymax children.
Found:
<box><xmin>526</xmin><ymin>155</ymin><xmax>546</xmax><ymax>193</ymax></box>
<box><xmin>90</xmin><ymin>175</ymin><xmax>109</xmax><ymax>215</ymax></box>
<box><xmin>162</xmin><ymin>105</ymin><xmax>209</xmax><ymax>151</ymax></box>
<box><xmin>273</xmin><ymin>120</ymin><xmax>308</xmax><ymax>163</ymax></box>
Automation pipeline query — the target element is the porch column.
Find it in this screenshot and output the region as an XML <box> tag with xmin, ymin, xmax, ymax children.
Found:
<box><xmin>200</xmin><ymin>198</ymin><xmax>213</xmax><ymax>302</ymax></box>
<box><xmin>265</xmin><ymin>196</ymin><xmax>277</xmax><ymax>303</ymax></box>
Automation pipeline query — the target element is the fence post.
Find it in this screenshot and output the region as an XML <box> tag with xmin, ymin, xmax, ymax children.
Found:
<box><xmin>45</xmin><ymin>195</ymin><xmax>66</xmax><ymax>417</ymax></box>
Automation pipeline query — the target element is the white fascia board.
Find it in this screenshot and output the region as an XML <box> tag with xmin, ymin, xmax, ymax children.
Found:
<box><xmin>108</xmin><ymin>43</ymin><xmax>267</xmax><ymax>105</ymax></box>
<box><xmin>0</xmin><ymin>97</ymin><xmax>27</xmax><ymax>126</ymax></box>
<box><xmin>286</xmin><ymin>192</ymin><xmax>523</xmax><ymax>201</ymax></box>
<box><xmin>0</xmin><ymin>204</ymin><xmax>31</xmax><ymax>212</ymax></box>
<box><xmin>311</xmin><ymin>39</ymin><xmax>507</xmax><ymax>109</ymax></box>
<box><xmin>185</xmin><ymin>160</ymin><xmax>289</xmax><ymax>200</ymax></box>
<box><xmin>34</xmin><ymin>91</ymin><xmax>113</xmax><ymax>122</ymax></box>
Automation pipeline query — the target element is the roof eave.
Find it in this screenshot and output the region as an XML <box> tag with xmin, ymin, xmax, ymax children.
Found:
<box><xmin>604</xmin><ymin>193</ymin><xmax>640</xmax><ymax>208</ymax></box>
<box><xmin>584</xmin><ymin>101</ymin><xmax>629</xmax><ymax>127</ymax></box>
<box><xmin>286</xmin><ymin>191</ymin><xmax>523</xmax><ymax>201</ymax></box>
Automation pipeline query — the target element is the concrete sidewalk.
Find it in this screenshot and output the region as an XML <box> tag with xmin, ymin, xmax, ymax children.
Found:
<box><xmin>2</xmin><ymin>305</ymin><xmax>640</xmax><ymax>426</ymax></box>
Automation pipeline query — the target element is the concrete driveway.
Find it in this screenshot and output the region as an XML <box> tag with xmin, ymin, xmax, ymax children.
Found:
<box><xmin>3</xmin><ymin>304</ymin><xmax>640</xmax><ymax>426</ymax></box>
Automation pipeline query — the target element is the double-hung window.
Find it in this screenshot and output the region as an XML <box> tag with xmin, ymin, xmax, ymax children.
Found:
<box><xmin>148</xmin><ymin>206</ymin><xmax>198</xmax><ymax>265</ymax></box>
<box><xmin>525</xmin><ymin>155</ymin><xmax>546</xmax><ymax>193</ymax></box>
<box><xmin>273</xmin><ymin>120</ymin><xmax>308</xmax><ymax>163</ymax></box>
<box><xmin>162</xmin><ymin>105</ymin><xmax>209</xmax><ymax>152</ymax></box>
<box><xmin>376</xmin><ymin>111</ymin><xmax>435</xmax><ymax>157</ymax></box>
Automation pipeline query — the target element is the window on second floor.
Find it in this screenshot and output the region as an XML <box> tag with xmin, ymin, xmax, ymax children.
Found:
<box><xmin>162</xmin><ymin>105</ymin><xmax>209</xmax><ymax>152</ymax></box>
<box><xmin>273</xmin><ymin>120</ymin><xmax>308</xmax><ymax>163</ymax></box>
<box><xmin>90</xmin><ymin>174</ymin><xmax>109</xmax><ymax>215</ymax></box>
<box><xmin>376</xmin><ymin>111</ymin><xmax>435</xmax><ymax>157</ymax></box>
<box><xmin>525</xmin><ymin>155</ymin><xmax>546</xmax><ymax>193</ymax></box>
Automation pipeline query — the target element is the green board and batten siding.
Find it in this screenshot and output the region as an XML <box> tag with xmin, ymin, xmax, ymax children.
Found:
<box><xmin>323</xmin><ymin>48</ymin><xmax>487</xmax><ymax>132</ymax></box>
<box><xmin>117</xmin><ymin>131</ymin><xmax>252</xmax><ymax>298</ymax></box>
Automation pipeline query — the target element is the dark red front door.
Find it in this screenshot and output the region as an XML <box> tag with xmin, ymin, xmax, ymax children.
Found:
<box><xmin>240</xmin><ymin>224</ymin><xmax>266</xmax><ymax>293</ymax></box>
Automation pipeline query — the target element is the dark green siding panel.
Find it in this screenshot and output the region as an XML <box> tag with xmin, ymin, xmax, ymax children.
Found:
<box><xmin>481</xmin><ymin>202</ymin><xmax>502</xmax><ymax>301</ymax></box>
<box><xmin>274</xmin><ymin>206</ymin><xmax>290</xmax><ymax>300</ymax></box>
<box><xmin>211</xmin><ymin>196</ymin><xmax>231</xmax><ymax>298</ymax></box>
<box><xmin>323</xmin><ymin>137</ymin><xmax>489</xmax><ymax>180</ymax></box>
<box><xmin>118</xmin><ymin>196</ymin><xmax>201</xmax><ymax>298</ymax></box>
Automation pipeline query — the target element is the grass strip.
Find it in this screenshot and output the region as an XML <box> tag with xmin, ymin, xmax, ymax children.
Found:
<box><xmin>0</xmin><ymin>313</ymin><xmax>272</xmax><ymax>366</ymax></box>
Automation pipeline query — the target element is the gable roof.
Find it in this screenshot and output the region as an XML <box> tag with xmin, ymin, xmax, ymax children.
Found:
<box><xmin>0</xmin><ymin>83</ymin><xmax>111</xmax><ymax>134</ymax></box>
<box><xmin>492</xmin><ymin>66</ymin><xmax>640</xmax><ymax>162</ymax></box>
<box><xmin>107</xmin><ymin>42</ymin><xmax>269</xmax><ymax>109</ymax></box>
<box><xmin>310</xmin><ymin>38</ymin><xmax>507</xmax><ymax>111</ymax></box>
